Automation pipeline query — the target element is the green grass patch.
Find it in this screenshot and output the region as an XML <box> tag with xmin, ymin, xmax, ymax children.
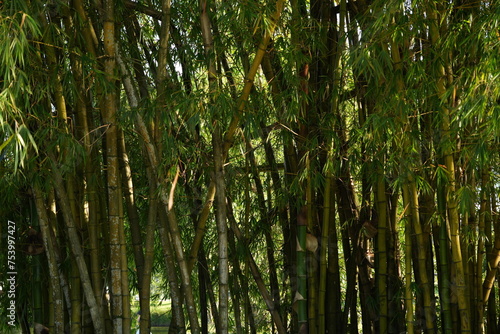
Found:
<box><xmin>131</xmin><ymin>300</ymin><xmax>172</xmax><ymax>331</ymax></box>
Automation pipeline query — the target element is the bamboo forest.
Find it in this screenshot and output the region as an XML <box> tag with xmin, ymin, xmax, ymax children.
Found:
<box><xmin>1</xmin><ymin>0</ymin><xmax>499</xmax><ymax>333</ymax></box>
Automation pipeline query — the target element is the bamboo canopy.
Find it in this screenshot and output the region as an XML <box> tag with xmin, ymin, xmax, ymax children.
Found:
<box><xmin>1</xmin><ymin>0</ymin><xmax>499</xmax><ymax>333</ymax></box>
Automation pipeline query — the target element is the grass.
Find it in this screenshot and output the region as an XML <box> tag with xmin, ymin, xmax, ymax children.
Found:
<box><xmin>131</xmin><ymin>299</ymin><xmax>172</xmax><ymax>332</ymax></box>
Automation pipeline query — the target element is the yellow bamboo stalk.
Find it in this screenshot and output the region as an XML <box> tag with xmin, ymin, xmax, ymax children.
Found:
<box><xmin>482</xmin><ymin>229</ymin><xmax>500</xmax><ymax>304</ymax></box>
<box><xmin>390</xmin><ymin>15</ymin><xmax>435</xmax><ymax>332</ymax></box>
<box><xmin>426</xmin><ymin>2</ymin><xmax>470</xmax><ymax>328</ymax></box>
<box><xmin>223</xmin><ymin>0</ymin><xmax>286</xmax><ymax>156</ymax></box>
<box><xmin>102</xmin><ymin>0</ymin><xmax>129</xmax><ymax>332</ymax></box>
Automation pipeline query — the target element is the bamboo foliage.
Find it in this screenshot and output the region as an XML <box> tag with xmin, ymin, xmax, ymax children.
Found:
<box><xmin>1</xmin><ymin>0</ymin><xmax>499</xmax><ymax>333</ymax></box>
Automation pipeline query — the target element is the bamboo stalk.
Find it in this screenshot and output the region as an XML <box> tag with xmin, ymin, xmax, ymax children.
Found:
<box><xmin>318</xmin><ymin>175</ymin><xmax>331</xmax><ymax>334</ymax></box>
<box><xmin>158</xmin><ymin>207</ymin><xmax>187</xmax><ymax>334</ymax></box>
<box><xmin>426</xmin><ymin>2</ymin><xmax>470</xmax><ymax>331</ymax></box>
<box><xmin>245</xmin><ymin>137</ymin><xmax>282</xmax><ymax>326</ymax></box>
<box><xmin>476</xmin><ymin>169</ymin><xmax>488</xmax><ymax>332</ymax></box>
<box><xmin>139</xmin><ymin>167</ymin><xmax>159</xmax><ymax>334</ymax></box>
<box><xmin>50</xmin><ymin>156</ymin><xmax>105</xmax><ymax>334</ymax></box>
<box><xmin>401</xmin><ymin>187</ymin><xmax>414</xmax><ymax>334</ymax></box>
<box><xmin>376</xmin><ymin>162</ymin><xmax>388</xmax><ymax>334</ymax></box>
<box><xmin>213</xmin><ymin>124</ymin><xmax>229</xmax><ymax>333</ymax></box>
<box><xmin>118</xmin><ymin>131</ymin><xmax>146</xmax><ymax>297</ymax></box>
<box><xmin>223</xmin><ymin>0</ymin><xmax>286</xmax><ymax>155</ymax></box>
<box><xmin>33</xmin><ymin>185</ymin><xmax>65</xmax><ymax>334</ymax></box>
<box><xmin>227</xmin><ymin>201</ymin><xmax>287</xmax><ymax>334</ymax></box>
<box><xmin>117</xmin><ymin>36</ymin><xmax>200</xmax><ymax>333</ymax></box>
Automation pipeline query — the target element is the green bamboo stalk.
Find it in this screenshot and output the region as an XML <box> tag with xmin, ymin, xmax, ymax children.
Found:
<box><xmin>117</xmin><ymin>28</ymin><xmax>199</xmax><ymax>333</ymax></box>
<box><xmin>437</xmin><ymin>183</ymin><xmax>453</xmax><ymax>333</ymax></box>
<box><xmin>426</xmin><ymin>2</ymin><xmax>470</xmax><ymax>331</ymax></box>
<box><xmin>157</xmin><ymin>207</ymin><xmax>186</xmax><ymax>334</ymax></box>
<box><xmin>66</xmin><ymin>175</ymin><xmax>84</xmax><ymax>333</ymax></box>
<box><xmin>410</xmin><ymin>176</ymin><xmax>436</xmax><ymax>333</ymax></box>
<box><xmin>187</xmin><ymin>183</ymin><xmax>216</xmax><ymax>273</ymax></box>
<box><xmin>391</xmin><ymin>40</ymin><xmax>435</xmax><ymax>332</ymax></box>
<box><xmin>326</xmin><ymin>179</ymin><xmax>341</xmax><ymax>333</ymax></box>
<box><xmin>32</xmin><ymin>236</ymin><xmax>43</xmax><ymax>325</ymax></box>
<box><xmin>476</xmin><ymin>169</ymin><xmax>488</xmax><ymax>332</ymax></box>
<box><xmin>376</xmin><ymin>162</ymin><xmax>388</xmax><ymax>334</ymax></box>
<box><xmin>32</xmin><ymin>185</ymin><xmax>64</xmax><ymax>333</ymax></box>
<box><xmin>102</xmin><ymin>0</ymin><xmax>129</xmax><ymax>330</ymax></box>
<box><xmin>484</xmin><ymin>189</ymin><xmax>497</xmax><ymax>334</ymax></box>
<box><xmin>70</xmin><ymin>259</ymin><xmax>82</xmax><ymax>333</ymax></box>
<box><xmin>222</xmin><ymin>0</ymin><xmax>286</xmax><ymax>155</ymax></box>
<box><xmin>50</xmin><ymin>156</ymin><xmax>105</xmax><ymax>334</ymax></box>
<box><xmin>198</xmin><ymin>248</ymin><xmax>220</xmax><ymax>333</ymax></box>
<box><xmin>306</xmin><ymin>158</ymin><xmax>317</xmax><ymax>334</ymax></box>
<box><xmin>244</xmin><ymin>156</ymin><xmax>252</xmax><ymax>334</ymax></box>
<box><xmin>164</xmin><ymin>169</ymin><xmax>201</xmax><ymax>334</ymax></box>
<box><xmin>139</xmin><ymin>169</ymin><xmax>159</xmax><ymax>334</ymax></box>
<box><xmin>228</xmin><ymin>221</ymin><xmax>244</xmax><ymax>334</ymax></box>
<box><xmin>482</xmin><ymin>223</ymin><xmax>500</xmax><ymax>305</ymax></box>
<box><xmin>118</xmin><ymin>130</ymin><xmax>145</xmax><ymax>300</ymax></box>
<box><xmin>401</xmin><ymin>186</ymin><xmax>414</xmax><ymax>334</ymax></box>
<box><xmin>227</xmin><ymin>201</ymin><xmax>287</xmax><ymax>334</ymax></box>
<box><xmin>245</xmin><ymin>137</ymin><xmax>282</xmax><ymax>328</ymax></box>
<box><xmin>318</xmin><ymin>175</ymin><xmax>331</xmax><ymax>334</ymax></box>
<box><xmin>323</xmin><ymin>1</ymin><xmax>346</xmax><ymax>330</ymax></box>
<box><xmin>296</xmin><ymin>206</ymin><xmax>308</xmax><ymax>333</ymax></box>
<box><xmin>213</xmin><ymin>124</ymin><xmax>229</xmax><ymax>334</ymax></box>
<box><xmin>63</xmin><ymin>10</ymin><xmax>104</xmax><ymax>318</ymax></box>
